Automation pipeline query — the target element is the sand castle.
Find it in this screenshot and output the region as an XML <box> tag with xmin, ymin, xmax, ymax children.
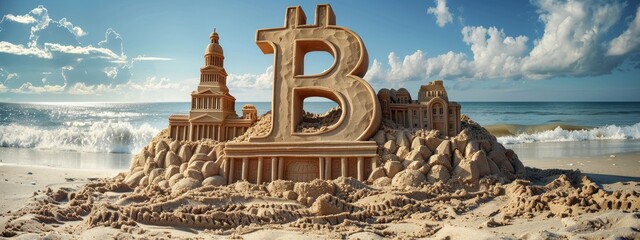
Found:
<box><xmin>168</xmin><ymin>30</ymin><xmax>258</xmax><ymax>142</ymax></box>
<box><xmin>378</xmin><ymin>80</ymin><xmax>461</xmax><ymax>137</ymax></box>
<box><xmin>3</xmin><ymin>4</ymin><xmax>639</xmax><ymax>239</ymax></box>
<box><xmin>163</xmin><ymin>5</ymin><xmax>465</xmax><ymax>186</ymax></box>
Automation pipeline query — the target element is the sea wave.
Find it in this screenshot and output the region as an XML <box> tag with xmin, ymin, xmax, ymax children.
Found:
<box><xmin>0</xmin><ymin>121</ymin><xmax>159</xmax><ymax>153</ymax></box>
<box><xmin>497</xmin><ymin>123</ymin><xmax>640</xmax><ymax>145</ymax></box>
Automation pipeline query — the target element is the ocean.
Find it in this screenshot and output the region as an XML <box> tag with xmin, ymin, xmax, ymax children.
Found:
<box><xmin>1</xmin><ymin>102</ymin><xmax>639</xmax><ymax>170</ymax></box>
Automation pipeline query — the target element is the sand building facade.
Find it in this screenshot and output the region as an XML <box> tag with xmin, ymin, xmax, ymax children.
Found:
<box><xmin>378</xmin><ymin>80</ymin><xmax>461</xmax><ymax>137</ymax></box>
<box><xmin>168</xmin><ymin>30</ymin><xmax>257</xmax><ymax>141</ymax></box>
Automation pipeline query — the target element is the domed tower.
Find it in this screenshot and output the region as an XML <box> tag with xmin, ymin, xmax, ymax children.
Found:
<box><xmin>168</xmin><ymin>28</ymin><xmax>258</xmax><ymax>142</ymax></box>
<box><xmin>190</xmin><ymin>29</ymin><xmax>237</xmax><ymax>121</ymax></box>
<box><xmin>198</xmin><ymin>29</ymin><xmax>229</xmax><ymax>93</ymax></box>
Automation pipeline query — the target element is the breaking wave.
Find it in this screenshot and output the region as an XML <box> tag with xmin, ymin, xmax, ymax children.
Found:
<box><xmin>497</xmin><ymin>123</ymin><xmax>640</xmax><ymax>145</ymax></box>
<box><xmin>0</xmin><ymin>121</ymin><xmax>159</xmax><ymax>153</ymax></box>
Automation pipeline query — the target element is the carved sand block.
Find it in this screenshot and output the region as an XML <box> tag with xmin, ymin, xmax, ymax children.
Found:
<box><xmin>224</xmin><ymin>4</ymin><xmax>381</xmax><ymax>184</ymax></box>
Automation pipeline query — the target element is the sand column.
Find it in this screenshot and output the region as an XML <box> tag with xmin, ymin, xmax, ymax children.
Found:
<box><xmin>357</xmin><ymin>157</ymin><xmax>364</xmax><ymax>181</ymax></box>
<box><xmin>341</xmin><ymin>157</ymin><xmax>347</xmax><ymax>177</ymax></box>
<box><xmin>278</xmin><ymin>157</ymin><xmax>284</xmax><ymax>180</ymax></box>
<box><xmin>318</xmin><ymin>157</ymin><xmax>325</xmax><ymax>180</ymax></box>
<box><xmin>324</xmin><ymin>157</ymin><xmax>332</xmax><ymax>180</ymax></box>
<box><xmin>257</xmin><ymin>157</ymin><xmax>264</xmax><ymax>184</ymax></box>
<box><xmin>228</xmin><ymin>157</ymin><xmax>235</xmax><ymax>184</ymax></box>
<box><xmin>271</xmin><ymin>157</ymin><xmax>277</xmax><ymax>181</ymax></box>
<box><xmin>241</xmin><ymin>157</ymin><xmax>249</xmax><ymax>181</ymax></box>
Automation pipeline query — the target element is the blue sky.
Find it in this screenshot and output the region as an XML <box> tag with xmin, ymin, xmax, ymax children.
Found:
<box><xmin>0</xmin><ymin>0</ymin><xmax>639</xmax><ymax>102</ymax></box>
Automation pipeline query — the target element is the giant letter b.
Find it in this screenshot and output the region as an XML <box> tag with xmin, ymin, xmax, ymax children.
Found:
<box><xmin>251</xmin><ymin>4</ymin><xmax>381</xmax><ymax>142</ymax></box>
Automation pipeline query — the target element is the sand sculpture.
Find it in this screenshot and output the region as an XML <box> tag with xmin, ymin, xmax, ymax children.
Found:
<box><xmin>3</xmin><ymin>4</ymin><xmax>639</xmax><ymax>239</ymax></box>
<box><xmin>223</xmin><ymin>4</ymin><xmax>381</xmax><ymax>184</ymax></box>
<box><xmin>168</xmin><ymin>30</ymin><xmax>258</xmax><ymax>142</ymax></box>
<box><xmin>378</xmin><ymin>80</ymin><xmax>461</xmax><ymax>137</ymax></box>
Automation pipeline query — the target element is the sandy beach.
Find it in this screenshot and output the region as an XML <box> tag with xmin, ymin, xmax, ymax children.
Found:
<box><xmin>1</xmin><ymin>140</ymin><xmax>638</xmax><ymax>239</ymax></box>
<box><xmin>1</xmin><ymin>1</ymin><xmax>640</xmax><ymax>238</ymax></box>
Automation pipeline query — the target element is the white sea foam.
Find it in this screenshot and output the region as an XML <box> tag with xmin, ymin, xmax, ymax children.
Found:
<box><xmin>498</xmin><ymin>123</ymin><xmax>640</xmax><ymax>145</ymax></box>
<box><xmin>0</xmin><ymin>121</ymin><xmax>159</xmax><ymax>154</ymax></box>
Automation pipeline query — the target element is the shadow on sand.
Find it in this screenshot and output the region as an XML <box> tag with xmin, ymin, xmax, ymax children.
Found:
<box><xmin>585</xmin><ymin>173</ymin><xmax>640</xmax><ymax>185</ymax></box>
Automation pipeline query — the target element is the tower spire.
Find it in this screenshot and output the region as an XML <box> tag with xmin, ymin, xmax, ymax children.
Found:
<box><xmin>210</xmin><ymin>28</ymin><xmax>219</xmax><ymax>44</ymax></box>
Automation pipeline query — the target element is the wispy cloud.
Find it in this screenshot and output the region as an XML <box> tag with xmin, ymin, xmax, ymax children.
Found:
<box><xmin>0</xmin><ymin>41</ymin><xmax>53</xmax><ymax>58</ymax></box>
<box><xmin>11</xmin><ymin>82</ymin><xmax>66</xmax><ymax>94</ymax></box>
<box><xmin>0</xmin><ymin>5</ymin><xmax>172</xmax><ymax>97</ymax></box>
<box><xmin>2</xmin><ymin>13</ymin><xmax>37</xmax><ymax>24</ymax></box>
<box><xmin>132</xmin><ymin>55</ymin><xmax>174</xmax><ymax>61</ymax></box>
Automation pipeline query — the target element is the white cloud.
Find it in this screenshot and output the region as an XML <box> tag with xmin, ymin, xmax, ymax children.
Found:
<box><xmin>26</xmin><ymin>5</ymin><xmax>52</xmax><ymax>48</ymax></box>
<box><xmin>2</xmin><ymin>14</ymin><xmax>37</xmax><ymax>24</ymax></box>
<box><xmin>522</xmin><ymin>0</ymin><xmax>624</xmax><ymax>78</ymax></box>
<box><xmin>44</xmin><ymin>43</ymin><xmax>122</xmax><ymax>60</ymax></box>
<box><xmin>608</xmin><ymin>6</ymin><xmax>640</xmax><ymax>56</ymax></box>
<box><xmin>132</xmin><ymin>55</ymin><xmax>174</xmax><ymax>61</ymax></box>
<box><xmin>98</xmin><ymin>28</ymin><xmax>124</xmax><ymax>56</ymax></box>
<box><xmin>104</xmin><ymin>67</ymin><xmax>117</xmax><ymax>79</ymax></box>
<box><xmin>68</xmin><ymin>82</ymin><xmax>98</xmax><ymax>95</ymax></box>
<box><xmin>462</xmin><ymin>26</ymin><xmax>528</xmax><ymax>78</ymax></box>
<box><xmin>369</xmin><ymin>0</ymin><xmax>635</xmax><ymax>83</ymax></box>
<box><xmin>7</xmin><ymin>73</ymin><xmax>18</xmax><ymax>81</ymax></box>
<box><xmin>427</xmin><ymin>0</ymin><xmax>453</xmax><ymax>27</ymax></box>
<box><xmin>0</xmin><ymin>68</ymin><xmax>19</xmax><ymax>84</ymax></box>
<box><xmin>57</xmin><ymin>17</ymin><xmax>86</xmax><ymax>37</ymax></box>
<box><xmin>133</xmin><ymin>77</ymin><xmax>180</xmax><ymax>90</ymax></box>
<box><xmin>0</xmin><ymin>83</ymin><xmax>7</xmax><ymax>93</ymax></box>
<box><xmin>67</xmin><ymin>77</ymin><xmax>184</xmax><ymax>96</ymax></box>
<box><xmin>0</xmin><ymin>41</ymin><xmax>52</xmax><ymax>58</ymax></box>
<box><xmin>11</xmin><ymin>82</ymin><xmax>65</xmax><ymax>94</ymax></box>
<box><xmin>227</xmin><ymin>65</ymin><xmax>274</xmax><ymax>89</ymax></box>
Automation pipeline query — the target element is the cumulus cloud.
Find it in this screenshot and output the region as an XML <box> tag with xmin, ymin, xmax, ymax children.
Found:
<box><xmin>462</xmin><ymin>26</ymin><xmax>528</xmax><ymax>78</ymax></box>
<box><xmin>368</xmin><ymin>0</ymin><xmax>638</xmax><ymax>83</ymax></box>
<box><xmin>131</xmin><ymin>77</ymin><xmax>180</xmax><ymax>90</ymax></box>
<box><xmin>227</xmin><ymin>65</ymin><xmax>274</xmax><ymax>89</ymax></box>
<box><xmin>0</xmin><ymin>83</ymin><xmax>7</xmax><ymax>93</ymax></box>
<box><xmin>427</xmin><ymin>0</ymin><xmax>453</xmax><ymax>27</ymax></box>
<box><xmin>57</xmin><ymin>18</ymin><xmax>86</xmax><ymax>37</ymax></box>
<box><xmin>98</xmin><ymin>28</ymin><xmax>124</xmax><ymax>56</ymax></box>
<box><xmin>67</xmin><ymin>82</ymin><xmax>94</xmax><ymax>95</ymax></box>
<box><xmin>608</xmin><ymin>6</ymin><xmax>640</xmax><ymax>56</ymax></box>
<box><xmin>521</xmin><ymin>0</ymin><xmax>624</xmax><ymax>78</ymax></box>
<box><xmin>11</xmin><ymin>82</ymin><xmax>65</xmax><ymax>94</ymax></box>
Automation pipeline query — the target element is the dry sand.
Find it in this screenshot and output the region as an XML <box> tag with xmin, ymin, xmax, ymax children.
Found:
<box><xmin>1</xmin><ymin>117</ymin><xmax>638</xmax><ymax>239</ymax></box>
<box><xmin>0</xmin><ymin>162</ymin><xmax>638</xmax><ymax>239</ymax></box>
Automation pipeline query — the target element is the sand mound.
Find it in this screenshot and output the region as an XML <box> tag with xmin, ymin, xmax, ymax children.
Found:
<box><xmin>296</xmin><ymin>106</ymin><xmax>342</xmax><ymax>133</ymax></box>
<box><xmin>4</xmin><ymin>166</ymin><xmax>637</xmax><ymax>238</ymax></box>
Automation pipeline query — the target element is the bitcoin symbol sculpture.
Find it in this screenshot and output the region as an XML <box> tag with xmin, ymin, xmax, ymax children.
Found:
<box><xmin>252</xmin><ymin>4</ymin><xmax>381</xmax><ymax>142</ymax></box>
